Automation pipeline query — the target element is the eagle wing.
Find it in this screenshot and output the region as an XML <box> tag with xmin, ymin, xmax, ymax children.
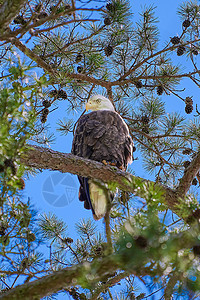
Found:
<box><xmin>71</xmin><ymin>110</ymin><xmax>133</xmax><ymax>219</ymax></box>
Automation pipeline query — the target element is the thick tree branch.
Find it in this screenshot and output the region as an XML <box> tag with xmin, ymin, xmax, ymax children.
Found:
<box><xmin>176</xmin><ymin>151</ymin><xmax>200</xmax><ymax>197</ymax></box>
<box><xmin>21</xmin><ymin>145</ymin><xmax>184</xmax><ymax>216</ymax></box>
<box><xmin>21</xmin><ymin>145</ymin><xmax>148</xmax><ymax>192</ymax></box>
<box><xmin>0</xmin><ymin>256</ymin><xmax>120</xmax><ymax>300</ymax></box>
<box><xmin>0</xmin><ymin>248</ymin><xmax>151</xmax><ymax>300</ymax></box>
<box><xmin>0</xmin><ymin>0</ymin><xmax>28</xmax><ymax>32</ymax></box>
<box><xmin>2</xmin><ymin>219</ymin><xmax>197</xmax><ymax>300</ymax></box>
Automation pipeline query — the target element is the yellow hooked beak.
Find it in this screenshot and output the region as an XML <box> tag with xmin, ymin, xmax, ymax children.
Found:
<box><xmin>85</xmin><ymin>102</ymin><xmax>91</xmax><ymax>111</ymax></box>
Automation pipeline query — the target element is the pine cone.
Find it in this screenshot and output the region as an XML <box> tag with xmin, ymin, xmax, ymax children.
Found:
<box><xmin>20</xmin><ymin>257</ymin><xmax>29</xmax><ymax>271</ymax></box>
<box><xmin>41</xmin><ymin>115</ymin><xmax>47</xmax><ymax>123</ymax></box>
<box><xmin>4</xmin><ymin>159</ymin><xmax>16</xmax><ymax>175</ymax></box>
<box><xmin>171</xmin><ymin>36</ymin><xmax>180</xmax><ymax>45</ymax></box>
<box><xmin>177</xmin><ymin>45</ymin><xmax>186</xmax><ymax>56</ymax></box>
<box><xmin>182</xmin><ymin>148</ymin><xmax>192</xmax><ymax>155</ymax></box>
<box><xmin>35</xmin><ymin>4</ymin><xmax>42</xmax><ymax>12</ymax></box>
<box><xmin>38</xmin><ymin>12</ymin><xmax>48</xmax><ymax>19</ymax></box>
<box><xmin>42</xmin><ymin>100</ymin><xmax>51</xmax><ymax>108</ymax></box>
<box><xmin>185</xmin><ymin>96</ymin><xmax>193</xmax><ymax>105</ymax></box>
<box><xmin>49</xmin><ymin>90</ymin><xmax>58</xmax><ymax>97</ymax></box>
<box><xmin>104</xmin><ymin>17</ymin><xmax>112</xmax><ymax>25</ymax></box>
<box><xmin>192</xmin><ymin>49</ymin><xmax>198</xmax><ymax>55</ymax></box>
<box><xmin>141</xmin><ymin>115</ymin><xmax>149</xmax><ymax>124</ymax></box>
<box><xmin>58</xmin><ymin>89</ymin><xmax>67</xmax><ymax>99</ymax></box>
<box><xmin>157</xmin><ymin>85</ymin><xmax>164</xmax><ymax>95</ymax></box>
<box><xmin>183</xmin><ymin>160</ymin><xmax>190</xmax><ymax>168</ymax></box>
<box><xmin>94</xmin><ymin>246</ymin><xmax>103</xmax><ymax>256</ymax></box>
<box><xmin>134</xmin><ymin>80</ymin><xmax>143</xmax><ymax>88</ymax></box>
<box><xmin>182</xmin><ymin>19</ymin><xmax>191</xmax><ymax>28</ymax></box>
<box><xmin>135</xmin><ymin>235</ymin><xmax>148</xmax><ymax>248</ymax></box>
<box><xmin>142</xmin><ymin>126</ymin><xmax>149</xmax><ymax>134</ymax></box>
<box><xmin>13</xmin><ymin>15</ymin><xmax>27</xmax><ymax>25</ymax></box>
<box><xmin>192</xmin><ymin>178</ymin><xmax>198</xmax><ymax>186</ymax></box>
<box><xmin>193</xmin><ymin>245</ymin><xmax>200</xmax><ymax>256</ymax></box>
<box><xmin>185</xmin><ymin>104</ymin><xmax>193</xmax><ymax>114</ymax></box>
<box><xmin>43</xmin><ymin>108</ymin><xmax>49</xmax><ymax>116</ymax></box>
<box><xmin>77</xmin><ymin>66</ymin><xmax>83</xmax><ymax>73</ymax></box>
<box><xmin>19</xmin><ymin>215</ymin><xmax>31</xmax><ymax>227</ymax></box>
<box><xmin>65</xmin><ymin>4</ymin><xmax>72</xmax><ymax>15</ymax></box>
<box><xmin>75</xmin><ymin>54</ymin><xmax>83</xmax><ymax>63</ymax></box>
<box><xmin>0</xmin><ymin>225</ymin><xmax>7</xmax><ymax>236</ymax></box>
<box><xmin>104</xmin><ymin>45</ymin><xmax>114</xmax><ymax>56</ymax></box>
<box><xmin>64</xmin><ymin>237</ymin><xmax>73</xmax><ymax>244</ymax></box>
<box><xmin>106</xmin><ymin>3</ymin><xmax>114</xmax><ymax>11</ymax></box>
<box><xmin>26</xmin><ymin>232</ymin><xmax>36</xmax><ymax>242</ymax></box>
<box><xmin>65</xmin><ymin>4</ymin><xmax>71</xmax><ymax>10</ymax></box>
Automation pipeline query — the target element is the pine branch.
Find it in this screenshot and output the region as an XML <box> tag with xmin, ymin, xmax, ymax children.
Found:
<box><xmin>0</xmin><ymin>6</ymin><xmax>104</xmax><ymax>39</ymax></box>
<box><xmin>34</xmin><ymin>18</ymin><xmax>100</xmax><ymax>35</ymax></box>
<box><xmin>118</xmin><ymin>37</ymin><xmax>200</xmax><ymax>82</ymax></box>
<box><xmin>0</xmin><ymin>254</ymin><xmax>146</xmax><ymax>300</ymax></box>
<box><xmin>10</xmin><ymin>38</ymin><xmax>57</xmax><ymax>76</ymax></box>
<box><xmin>111</xmin><ymin>70</ymin><xmax>200</xmax><ymax>87</ymax></box>
<box><xmin>6</xmin><ymin>38</ymin><xmax>110</xmax><ymax>88</ymax></box>
<box><xmin>44</xmin><ymin>26</ymin><xmax>105</xmax><ymax>58</ymax></box>
<box><xmin>20</xmin><ymin>145</ymin><xmax>199</xmax><ymax>220</ymax></box>
<box><xmin>0</xmin><ymin>0</ymin><xmax>28</xmax><ymax>31</ymax></box>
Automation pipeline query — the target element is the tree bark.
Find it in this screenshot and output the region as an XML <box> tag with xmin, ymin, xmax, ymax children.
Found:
<box><xmin>0</xmin><ymin>0</ymin><xmax>28</xmax><ymax>31</ymax></box>
<box><xmin>0</xmin><ymin>256</ymin><xmax>121</xmax><ymax>300</ymax></box>
<box><xmin>21</xmin><ymin>145</ymin><xmax>194</xmax><ymax>218</ymax></box>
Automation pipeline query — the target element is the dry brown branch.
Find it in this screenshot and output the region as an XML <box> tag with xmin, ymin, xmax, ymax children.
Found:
<box><xmin>20</xmin><ymin>145</ymin><xmax>199</xmax><ymax>219</ymax></box>
<box><xmin>10</xmin><ymin>38</ymin><xmax>57</xmax><ymax>76</ymax></box>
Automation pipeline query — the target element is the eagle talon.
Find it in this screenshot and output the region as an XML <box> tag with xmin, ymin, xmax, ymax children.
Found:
<box><xmin>119</xmin><ymin>165</ymin><xmax>123</xmax><ymax>170</ymax></box>
<box><xmin>102</xmin><ymin>160</ymin><xmax>108</xmax><ymax>165</ymax></box>
<box><xmin>109</xmin><ymin>161</ymin><xmax>117</xmax><ymax>166</ymax></box>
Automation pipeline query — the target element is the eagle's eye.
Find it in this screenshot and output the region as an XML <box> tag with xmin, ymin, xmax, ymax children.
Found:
<box><xmin>96</xmin><ymin>98</ymin><xmax>101</xmax><ymax>104</ymax></box>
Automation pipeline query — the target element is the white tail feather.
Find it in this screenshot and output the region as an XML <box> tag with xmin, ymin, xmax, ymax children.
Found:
<box><xmin>89</xmin><ymin>181</ymin><xmax>108</xmax><ymax>220</ymax></box>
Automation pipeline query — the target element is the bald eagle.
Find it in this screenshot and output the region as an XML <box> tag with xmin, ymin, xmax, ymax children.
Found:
<box><xmin>71</xmin><ymin>95</ymin><xmax>133</xmax><ymax>220</ymax></box>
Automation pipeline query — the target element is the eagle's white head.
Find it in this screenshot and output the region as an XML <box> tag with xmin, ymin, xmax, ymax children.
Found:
<box><xmin>86</xmin><ymin>95</ymin><xmax>115</xmax><ymax>112</ymax></box>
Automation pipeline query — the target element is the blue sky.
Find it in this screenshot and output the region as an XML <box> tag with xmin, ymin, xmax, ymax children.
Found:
<box><xmin>23</xmin><ymin>0</ymin><xmax>199</xmax><ymax>299</ymax></box>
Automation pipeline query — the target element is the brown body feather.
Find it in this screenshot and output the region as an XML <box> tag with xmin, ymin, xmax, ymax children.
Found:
<box><xmin>71</xmin><ymin>110</ymin><xmax>133</xmax><ymax>219</ymax></box>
